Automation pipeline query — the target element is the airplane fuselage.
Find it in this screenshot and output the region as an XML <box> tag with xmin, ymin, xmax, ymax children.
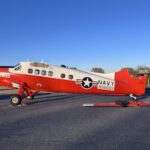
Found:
<box><xmin>0</xmin><ymin>62</ymin><xmax>146</xmax><ymax>96</ymax></box>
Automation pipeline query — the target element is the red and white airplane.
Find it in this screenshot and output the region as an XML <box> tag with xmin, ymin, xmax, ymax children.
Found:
<box><xmin>0</xmin><ymin>61</ymin><xmax>146</xmax><ymax>106</ymax></box>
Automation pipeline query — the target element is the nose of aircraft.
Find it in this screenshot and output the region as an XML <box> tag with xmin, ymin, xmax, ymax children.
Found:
<box><xmin>0</xmin><ymin>67</ymin><xmax>10</xmax><ymax>87</ymax></box>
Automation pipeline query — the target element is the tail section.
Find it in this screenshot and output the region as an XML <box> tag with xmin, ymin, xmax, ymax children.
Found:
<box><xmin>115</xmin><ymin>69</ymin><xmax>146</xmax><ymax>96</ymax></box>
<box><xmin>135</xmin><ymin>76</ymin><xmax>146</xmax><ymax>95</ymax></box>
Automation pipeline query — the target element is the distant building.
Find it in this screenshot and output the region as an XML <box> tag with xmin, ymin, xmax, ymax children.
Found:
<box><xmin>136</xmin><ymin>68</ymin><xmax>150</xmax><ymax>87</ymax></box>
<box><xmin>121</xmin><ymin>67</ymin><xmax>150</xmax><ymax>87</ymax></box>
<box><xmin>121</xmin><ymin>67</ymin><xmax>135</xmax><ymax>75</ymax></box>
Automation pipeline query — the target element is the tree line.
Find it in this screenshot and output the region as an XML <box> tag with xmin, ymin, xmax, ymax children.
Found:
<box><xmin>91</xmin><ymin>66</ymin><xmax>150</xmax><ymax>75</ymax></box>
<box><xmin>60</xmin><ymin>64</ymin><xmax>150</xmax><ymax>75</ymax></box>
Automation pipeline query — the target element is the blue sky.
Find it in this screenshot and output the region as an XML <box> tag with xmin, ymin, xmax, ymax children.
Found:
<box><xmin>0</xmin><ymin>0</ymin><xmax>150</xmax><ymax>72</ymax></box>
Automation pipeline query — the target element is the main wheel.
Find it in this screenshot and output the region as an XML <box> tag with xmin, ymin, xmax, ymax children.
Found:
<box><xmin>10</xmin><ymin>94</ymin><xmax>22</xmax><ymax>106</ymax></box>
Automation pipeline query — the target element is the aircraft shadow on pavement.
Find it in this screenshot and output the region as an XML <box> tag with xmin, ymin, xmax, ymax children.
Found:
<box><xmin>0</xmin><ymin>94</ymin><xmax>12</xmax><ymax>100</ymax></box>
<box><xmin>0</xmin><ymin>93</ymin><xmax>51</xmax><ymax>101</ymax></box>
<box><xmin>0</xmin><ymin>92</ymin><xmax>92</xmax><ymax>104</ymax></box>
<box><xmin>27</xmin><ymin>94</ymin><xmax>90</xmax><ymax>105</ymax></box>
<box><xmin>0</xmin><ymin>88</ymin><xmax>14</xmax><ymax>91</ymax></box>
<box><xmin>0</xmin><ymin>89</ymin><xmax>150</xmax><ymax>104</ymax></box>
<box><xmin>138</xmin><ymin>89</ymin><xmax>150</xmax><ymax>100</ymax></box>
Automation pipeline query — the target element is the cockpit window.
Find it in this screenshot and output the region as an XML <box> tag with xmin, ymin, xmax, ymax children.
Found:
<box><xmin>14</xmin><ymin>64</ymin><xmax>22</xmax><ymax>71</ymax></box>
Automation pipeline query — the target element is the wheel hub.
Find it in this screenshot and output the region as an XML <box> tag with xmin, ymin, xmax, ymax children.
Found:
<box><xmin>12</xmin><ymin>97</ymin><xmax>19</xmax><ymax>103</ymax></box>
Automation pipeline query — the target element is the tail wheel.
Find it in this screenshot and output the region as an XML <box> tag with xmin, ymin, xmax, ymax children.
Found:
<box><xmin>10</xmin><ymin>94</ymin><xmax>22</xmax><ymax>106</ymax></box>
<box><xmin>129</xmin><ymin>94</ymin><xmax>137</xmax><ymax>101</ymax></box>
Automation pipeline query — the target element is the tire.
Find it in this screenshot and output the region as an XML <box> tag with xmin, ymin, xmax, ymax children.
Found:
<box><xmin>10</xmin><ymin>95</ymin><xmax>22</xmax><ymax>106</ymax></box>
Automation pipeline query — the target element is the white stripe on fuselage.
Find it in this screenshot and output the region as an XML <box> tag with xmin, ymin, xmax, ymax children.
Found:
<box><xmin>12</xmin><ymin>83</ymin><xmax>20</xmax><ymax>88</ymax></box>
<box><xmin>0</xmin><ymin>72</ymin><xmax>10</xmax><ymax>78</ymax></box>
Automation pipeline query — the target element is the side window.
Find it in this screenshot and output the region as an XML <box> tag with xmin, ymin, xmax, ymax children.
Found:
<box><xmin>28</xmin><ymin>68</ymin><xmax>33</xmax><ymax>74</ymax></box>
<box><xmin>35</xmin><ymin>69</ymin><xmax>40</xmax><ymax>75</ymax></box>
<box><xmin>60</xmin><ymin>73</ymin><xmax>65</xmax><ymax>78</ymax></box>
<box><xmin>68</xmin><ymin>75</ymin><xmax>73</xmax><ymax>80</ymax></box>
<box><xmin>41</xmin><ymin>70</ymin><xmax>46</xmax><ymax>76</ymax></box>
<box><xmin>48</xmin><ymin>71</ymin><xmax>53</xmax><ymax>76</ymax></box>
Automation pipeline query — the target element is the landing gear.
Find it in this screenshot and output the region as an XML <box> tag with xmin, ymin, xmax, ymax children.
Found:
<box><xmin>31</xmin><ymin>95</ymin><xmax>35</xmax><ymax>100</ymax></box>
<box><xmin>10</xmin><ymin>82</ymin><xmax>39</xmax><ymax>106</ymax></box>
<box><xmin>27</xmin><ymin>95</ymin><xmax>35</xmax><ymax>100</ymax></box>
<box><xmin>10</xmin><ymin>94</ymin><xmax>22</xmax><ymax>106</ymax></box>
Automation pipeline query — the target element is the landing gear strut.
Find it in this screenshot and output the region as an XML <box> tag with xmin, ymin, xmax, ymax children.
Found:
<box><xmin>10</xmin><ymin>82</ymin><xmax>39</xmax><ymax>106</ymax></box>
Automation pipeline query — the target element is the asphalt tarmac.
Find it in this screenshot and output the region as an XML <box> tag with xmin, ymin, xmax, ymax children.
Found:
<box><xmin>1</xmin><ymin>92</ymin><xmax>150</xmax><ymax>150</ymax></box>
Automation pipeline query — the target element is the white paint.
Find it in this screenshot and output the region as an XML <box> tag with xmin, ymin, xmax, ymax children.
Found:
<box><xmin>0</xmin><ymin>73</ymin><xmax>10</xmax><ymax>78</ymax></box>
<box><xmin>83</xmin><ymin>104</ymin><xmax>94</xmax><ymax>107</ymax></box>
<box><xmin>12</xmin><ymin>83</ymin><xmax>20</xmax><ymax>88</ymax></box>
<box><xmin>83</xmin><ymin>78</ymin><xmax>92</xmax><ymax>87</ymax></box>
<box><xmin>97</xmin><ymin>79</ymin><xmax>115</xmax><ymax>91</ymax></box>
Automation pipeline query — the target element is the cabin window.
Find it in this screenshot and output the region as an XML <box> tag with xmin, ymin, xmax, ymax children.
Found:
<box><xmin>41</xmin><ymin>70</ymin><xmax>46</xmax><ymax>76</ymax></box>
<box><xmin>35</xmin><ymin>69</ymin><xmax>40</xmax><ymax>75</ymax></box>
<box><xmin>68</xmin><ymin>75</ymin><xmax>73</xmax><ymax>80</ymax></box>
<box><xmin>60</xmin><ymin>73</ymin><xmax>65</xmax><ymax>78</ymax></box>
<box><xmin>28</xmin><ymin>68</ymin><xmax>33</xmax><ymax>74</ymax></box>
<box><xmin>48</xmin><ymin>71</ymin><xmax>53</xmax><ymax>76</ymax></box>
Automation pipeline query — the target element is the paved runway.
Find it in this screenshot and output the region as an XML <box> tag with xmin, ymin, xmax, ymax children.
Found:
<box><xmin>1</xmin><ymin>92</ymin><xmax>150</xmax><ymax>150</ymax></box>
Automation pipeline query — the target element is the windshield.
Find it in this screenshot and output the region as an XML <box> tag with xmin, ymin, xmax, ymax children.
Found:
<box><xmin>14</xmin><ymin>64</ymin><xmax>22</xmax><ymax>71</ymax></box>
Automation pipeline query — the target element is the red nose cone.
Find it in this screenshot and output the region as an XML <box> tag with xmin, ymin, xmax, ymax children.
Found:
<box><xmin>0</xmin><ymin>68</ymin><xmax>10</xmax><ymax>87</ymax></box>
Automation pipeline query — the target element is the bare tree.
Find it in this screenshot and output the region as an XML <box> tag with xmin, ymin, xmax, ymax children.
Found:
<box><xmin>136</xmin><ymin>65</ymin><xmax>149</xmax><ymax>71</ymax></box>
<box><xmin>135</xmin><ymin>65</ymin><xmax>150</xmax><ymax>74</ymax></box>
<box><xmin>121</xmin><ymin>67</ymin><xmax>136</xmax><ymax>75</ymax></box>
